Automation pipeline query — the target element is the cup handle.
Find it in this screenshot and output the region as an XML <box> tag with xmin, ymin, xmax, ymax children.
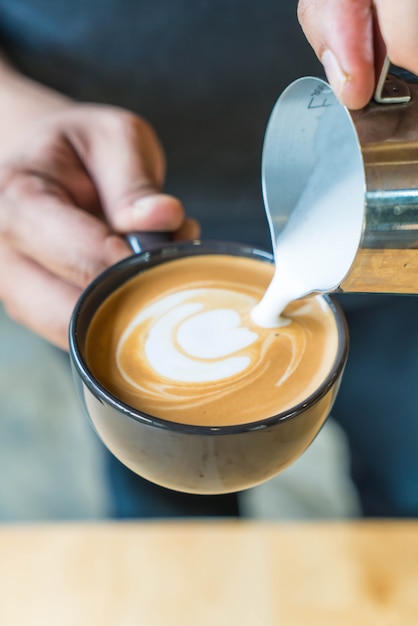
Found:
<box><xmin>126</xmin><ymin>232</ymin><xmax>172</xmax><ymax>254</ymax></box>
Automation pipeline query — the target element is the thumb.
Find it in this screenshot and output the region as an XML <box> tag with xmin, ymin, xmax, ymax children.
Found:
<box><xmin>298</xmin><ymin>0</ymin><xmax>376</xmax><ymax>110</ymax></box>
<box><xmin>67</xmin><ymin>104</ymin><xmax>185</xmax><ymax>233</ymax></box>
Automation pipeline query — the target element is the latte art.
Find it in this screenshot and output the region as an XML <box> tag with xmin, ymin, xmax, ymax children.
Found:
<box><xmin>117</xmin><ymin>289</ymin><xmax>259</xmax><ymax>385</ymax></box>
<box><xmin>86</xmin><ymin>255</ymin><xmax>339</xmax><ymax>426</ymax></box>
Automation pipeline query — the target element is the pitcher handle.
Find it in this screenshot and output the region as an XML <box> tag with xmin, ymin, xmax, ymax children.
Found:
<box><xmin>374</xmin><ymin>56</ymin><xmax>411</xmax><ymax>104</ymax></box>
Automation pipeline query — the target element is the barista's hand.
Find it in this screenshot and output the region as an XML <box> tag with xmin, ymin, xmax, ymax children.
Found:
<box><xmin>297</xmin><ymin>0</ymin><xmax>418</xmax><ymax>110</ymax></box>
<box><xmin>0</xmin><ymin>104</ymin><xmax>199</xmax><ymax>349</ymax></box>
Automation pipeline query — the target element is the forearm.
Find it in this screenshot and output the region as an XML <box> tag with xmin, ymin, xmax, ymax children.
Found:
<box><xmin>0</xmin><ymin>52</ymin><xmax>71</xmax><ymax>157</ymax></box>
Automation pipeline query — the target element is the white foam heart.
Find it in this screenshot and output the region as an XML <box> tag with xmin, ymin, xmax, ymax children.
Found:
<box><xmin>117</xmin><ymin>288</ymin><xmax>260</xmax><ymax>385</ymax></box>
<box><xmin>145</xmin><ymin>303</ymin><xmax>255</xmax><ymax>382</ymax></box>
<box><xmin>177</xmin><ymin>308</ymin><xmax>257</xmax><ymax>359</ymax></box>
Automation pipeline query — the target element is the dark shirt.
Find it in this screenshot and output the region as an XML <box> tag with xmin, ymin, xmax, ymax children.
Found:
<box><xmin>0</xmin><ymin>0</ymin><xmax>322</xmax><ymax>246</ymax></box>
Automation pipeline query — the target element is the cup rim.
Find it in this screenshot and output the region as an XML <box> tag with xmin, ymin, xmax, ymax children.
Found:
<box><xmin>69</xmin><ymin>239</ymin><xmax>349</xmax><ymax>436</ymax></box>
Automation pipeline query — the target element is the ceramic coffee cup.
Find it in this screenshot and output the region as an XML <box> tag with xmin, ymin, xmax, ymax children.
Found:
<box><xmin>69</xmin><ymin>240</ymin><xmax>348</xmax><ymax>494</ymax></box>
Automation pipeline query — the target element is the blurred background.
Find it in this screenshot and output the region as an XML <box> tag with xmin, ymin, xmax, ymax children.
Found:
<box><xmin>0</xmin><ymin>303</ymin><xmax>110</xmax><ymax>521</ymax></box>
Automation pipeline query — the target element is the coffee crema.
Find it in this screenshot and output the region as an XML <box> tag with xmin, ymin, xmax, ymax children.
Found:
<box><xmin>85</xmin><ymin>255</ymin><xmax>339</xmax><ymax>426</ymax></box>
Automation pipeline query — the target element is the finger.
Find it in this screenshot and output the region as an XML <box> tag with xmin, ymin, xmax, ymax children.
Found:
<box><xmin>114</xmin><ymin>193</ymin><xmax>186</xmax><ymax>232</ymax></box>
<box><xmin>172</xmin><ymin>217</ymin><xmax>201</xmax><ymax>242</ymax></box>
<box><xmin>0</xmin><ymin>170</ymin><xmax>131</xmax><ymax>289</ymax></box>
<box><xmin>7</xmin><ymin>124</ymin><xmax>103</xmax><ymax>217</ymax></box>
<box><xmin>0</xmin><ymin>245</ymin><xmax>80</xmax><ymax>350</ymax></box>
<box><xmin>298</xmin><ymin>0</ymin><xmax>376</xmax><ymax>109</ymax></box>
<box><xmin>66</xmin><ymin>106</ymin><xmax>186</xmax><ymax>233</ymax></box>
<box><xmin>375</xmin><ymin>0</ymin><xmax>418</xmax><ymax>73</ymax></box>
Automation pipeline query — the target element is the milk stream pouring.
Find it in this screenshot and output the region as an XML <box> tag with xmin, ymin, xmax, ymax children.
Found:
<box><xmin>253</xmin><ymin>64</ymin><xmax>418</xmax><ymax>327</ymax></box>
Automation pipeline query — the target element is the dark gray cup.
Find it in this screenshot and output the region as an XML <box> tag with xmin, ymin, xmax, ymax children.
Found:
<box><xmin>69</xmin><ymin>240</ymin><xmax>348</xmax><ymax>494</ymax></box>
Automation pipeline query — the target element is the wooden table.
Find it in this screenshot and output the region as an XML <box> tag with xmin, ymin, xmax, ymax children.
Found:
<box><xmin>0</xmin><ymin>520</ymin><xmax>417</xmax><ymax>625</ymax></box>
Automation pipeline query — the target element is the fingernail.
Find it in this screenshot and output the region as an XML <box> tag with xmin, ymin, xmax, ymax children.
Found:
<box><xmin>132</xmin><ymin>197</ymin><xmax>154</xmax><ymax>217</ymax></box>
<box><xmin>115</xmin><ymin>197</ymin><xmax>153</xmax><ymax>229</ymax></box>
<box><xmin>321</xmin><ymin>49</ymin><xmax>349</xmax><ymax>100</ymax></box>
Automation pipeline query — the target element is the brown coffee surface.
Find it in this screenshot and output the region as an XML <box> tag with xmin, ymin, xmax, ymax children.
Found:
<box><xmin>85</xmin><ymin>255</ymin><xmax>339</xmax><ymax>426</ymax></box>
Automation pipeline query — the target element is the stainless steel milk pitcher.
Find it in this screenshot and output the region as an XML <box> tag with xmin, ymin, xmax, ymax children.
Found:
<box><xmin>262</xmin><ymin>60</ymin><xmax>418</xmax><ymax>295</ymax></box>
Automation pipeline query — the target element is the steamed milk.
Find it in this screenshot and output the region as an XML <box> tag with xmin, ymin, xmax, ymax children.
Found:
<box><xmin>253</xmin><ymin>135</ymin><xmax>364</xmax><ymax>326</ymax></box>
<box><xmin>86</xmin><ymin>255</ymin><xmax>339</xmax><ymax>426</ymax></box>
